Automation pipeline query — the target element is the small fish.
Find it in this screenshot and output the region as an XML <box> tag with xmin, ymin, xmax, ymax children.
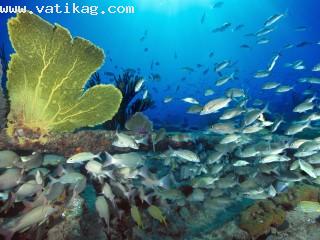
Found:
<box><xmin>293</xmin><ymin>101</ymin><xmax>314</xmax><ymax>113</ymax></box>
<box><xmin>164</xmin><ymin>97</ymin><xmax>173</xmax><ymax>103</ymax></box>
<box><xmin>200</xmin><ymin>12</ymin><xmax>206</xmax><ymax>24</ymax></box>
<box><xmin>180</xmin><ymin>67</ymin><xmax>194</xmax><ymax>73</ymax></box>
<box><xmin>0</xmin><ymin>205</ymin><xmax>57</xmax><ymax>240</ymax></box>
<box><xmin>187</xmin><ymin>104</ymin><xmax>203</xmax><ymax>114</ymax></box>
<box><xmin>187</xmin><ymin>189</ymin><xmax>205</xmax><ymax>202</ymax></box>
<box><xmin>244</xmin><ymin>104</ymin><xmax>268</xmax><ymax>126</ymax></box>
<box><xmin>182</xmin><ymin>97</ymin><xmax>199</xmax><ymax>104</ymax></box>
<box><xmin>271</xmin><ymin>117</ymin><xmax>284</xmax><ymax>132</ymax></box>
<box><xmin>0</xmin><ymin>150</ymin><xmax>20</xmax><ymax>168</ymax></box>
<box><xmin>220</xmin><ymin>134</ymin><xmax>241</xmax><ymax>144</ymax></box>
<box><xmin>233</xmin><ymin>160</ymin><xmax>249</xmax><ymax>167</ymax></box>
<box><xmin>215</xmin><ymin>72</ymin><xmax>235</xmax><ymax>86</ymax></box>
<box><xmin>212</xmin><ymin>22</ymin><xmax>232</xmax><ymax>33</ymax></box>
<box><xmin>204</xmin><ymin>89</ymin><xmax>214</xmax><ymax>96</ymax></box>
<box><xmin>225</xmin><ymin>88</ymin><xmax>245</xmax><ymax>98</ymax></box>
<box><xmin>299</xmin><ymin>159</ymin><xmax>317</xmax><ymax>178</ymax></box>
<box><xmin>260</xmin><ymin>155</ymin><xmax>290</xmax><ymax>164</ymax></box>
<box><xmin>256</xmin><ymin>27</ymin><xmax>274</xmax><ymax>37</ymax></box>
<box><xmin>102</xmin><ymin>182</ymin><xmax>115</xmax><ymax>206</ymax></box>
<box><xmin>296</xmin><ymin>201</ymin><xmax>320</xmax><ymax>213</ymax></box>
<box><xmin>203</xmin><ymin>68</ymin><xmax>210</xmax><ymax>75</ymax></box>
<box><xmin>214</xmin><ymin>60</ymin><xmax>230</xmax><ymax>72</ymax></box>
<box><xmin>295</xmin><ymin>26</ymin><xmax>307</xmax><ymax>31</ymax></box>
<box><xmin>276</xmin><ymin>85</ymin><xmax>293</xmax><ymax>93</ymax></box>
<box><xmin>66</xmin><ymin>152</ymin><xmax>101</xmax><ymax>164</ymax></box>
<box><xmin>312</xmin><ymin>63</ymin><xmax>320</xmax><ymax>72</ymax></box>
<box><xmin>169</xmin><ymin>147</ymin><xmax>200</xmax><ymax>162</ymax></box>
<box><xmin>135</xmin><ymin>78</ymin><xmax>144</xmax><ymax>92</ymax></box>
<box><xmin>131</xmin><ymin>205</ymin><xmax>144</xmax><ymax>228</ymax></box>
<box><xmin>0</xmin><ymin>168</ymin><xmax>22</xmax><ymax>191</ymax></box>
<box><xmin>268</xmin><ymin>53</ymin><xmax>281</xmax><ymax>71</ymax></box>
<box><xmin>220</xmin><ymin>107</ymin><xmax>244</xmax><ymax>120</ymax></box>
<box><xmin>254</xmin><ymin>70</ymin><xmax>270</xmax><ymax>78</ymax></box>
<box><xmin>264</xmin><ymin>12</ymin><xmax>286</xmax><ymax>27</ymax></box>
<box><xmin>262</xmin><ymin>82</ymin><xmax>280</xmax><ymax>90</ymax></box>
<box><xmin>15</xmin><ymin>180</ymin><xmax>42</xmax><ymax>201</ymax></box>
<box><xmin>286</xmin><ymin>60</ymin><xmax>305</xmax><ymax>70</ymax></box>
<box><xmin>283</xmin><ymin>43</ymin><xmax>295</xmax><ymax>49</ymax></box>
<box><xmin>95</xmin><ymin>196</ymin><xmax>110</xmax><ymax>232</ymax></box>
<box><xmin>106</xmin><ymin>152</ymin><xmax>144</xmax><ymax>168</ymax></box>
<box><xmin>192</xmin><ymin>176</ymin><xmax>219</xmax><ymax>188</ymax></box>
<box><xmin>142</xmin><ymin>90</ymin><xmax>148</xmax><ymax>99</ymax></box>
<box><xmin>233</xmin><ymin>24</ymin><xmax>244</xmax><ymax>31</ymax></box>
<box><xmin>240</xmin><ymin>44</ymin><xmax>250</xmax><ymax>49</ymax></box>
<box><xmin>257</xmin><ymin>38</ymin><xmax>270</xmax><ymax>44</ymax></box>
<box><xmin>285</xmin><ymin>121</ymin><xmax>310</xmax><ymax>135</ymax></box>
<box><xmin>16</xmin><ymin>152</ymin><xmax>43</xmax><ymax>170</ymax></box>
<box><xmin>200</xmin><ymin>97</ymin><xmax>231</xmax><ymax>115</ymax></box>
<box><xmin>212</xmin><ymin>1</ymin><xmax>224</xmax><ymax>8</ymax></box>
<box><xmin>210</xmin><ymin>122</ymin><xmax>237</xmax><ymax>134</ymax></box>
<box><xmin>147</xmin><ymin>205</ymin><xmax>167</xmax><ymax>225</ymax></box>
<box><xmin>296</xmin><ymin>41</ymin><xmax>312</xmax><ymax>48</ymax></box>
<box><xmin>112</xmin><ymin>132</ymin><xmax>139</xmax><ymax>149</ymax></box>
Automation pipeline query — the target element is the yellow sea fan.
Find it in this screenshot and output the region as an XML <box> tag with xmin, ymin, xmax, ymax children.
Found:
<box><xmin>6</xmin><ymin>13</ymin><xmax>122</xmax><ymax>140</ymax></box>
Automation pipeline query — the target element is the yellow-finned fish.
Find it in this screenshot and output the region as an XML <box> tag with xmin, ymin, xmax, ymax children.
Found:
<box><xmin>296</xmin><ymin>201</ymin><xmax>320</xmax><ymax>213</ymax></box>
<box><xmin>131</xmin><ymin>205</ymin><xmax>144</xmax><ymax>228</ymax></box>
<box><xmin>147</xmin><ymin>205</ymin><xmax>167</xmax><ymax>226</ymax></box>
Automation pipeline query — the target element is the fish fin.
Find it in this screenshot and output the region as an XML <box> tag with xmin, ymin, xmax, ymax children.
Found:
<box><xmin>103</xmin><ymin>152</ymin><xmax>114</xmax><ymax>167</ymax></box>
<box><xmin>48</xmin><ymin>175</ymin><xmax>58</xmax><ymax>185</ymax></box>
<box><xmin>159</xmin><ymin>174</ymin><xmax>171</xmax><ymax>189</ymax></box>
<box><xmin>138</xmin><ymin>166</ymin><xmax>149</xmax><ymax>179</ymax></box>
<box><xmin>262</xmin><ymin>103</ymin><xmax>270</xmax><ymax>114</ymax></box>
<box><xmin>103</xmin><ymin>169</ymin><xmax>115</xmax><ymax>180</ymax></box>
<box><xmin>125</xmin><ymin>188</ymin><xmax>136</xmax><ymax>201</ymax></box>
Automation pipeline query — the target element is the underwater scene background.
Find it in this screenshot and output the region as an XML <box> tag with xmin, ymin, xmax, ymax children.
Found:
<box><xmin>0</xmin><ymin>0</ymin><xmax>320</xmax><ymax>240</ymax></box>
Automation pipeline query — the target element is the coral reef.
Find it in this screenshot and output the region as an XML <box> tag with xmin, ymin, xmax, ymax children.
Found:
<box><xmin>266</xmin><ymin>210</ymin><xmax>320</xmax><ymax>240</ymax></box>
<box><xmin>239</xmin><ymin>184</ymin><xmax>320</xmax><ymax>239</ymax></box>
<box><xmin>6</xmin><ymin>13</ymin><xmax>122</xmax><ymax>143</ymax></box>
<box><xmin>125</xmin><ymin>112</ymin><xmax>153</xmax><ymax>133</ymax></box>
<box><xmin>105</xmin><ymin>71</ymin><xmax>155</xmax><ymax>130</ymax></box>
<box><xmin>193</xmin><ymin>221</ymin><xmax>250</xmax><ymax>240</ymax></box>
<box><xmin>239</xmin><ymin>200</ymin><xmax>286</xmax><ymax>239</ymax></box>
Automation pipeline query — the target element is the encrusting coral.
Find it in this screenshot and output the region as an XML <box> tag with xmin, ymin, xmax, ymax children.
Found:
<box><xmin>239</xmin><ymin>184</ymin><xmax>320</xmax><ymax>239</ymax></box>
<box><xmin>5</xmin><ymin>13</ymin><xmax>122</xmax><ymax>142</ymax></box>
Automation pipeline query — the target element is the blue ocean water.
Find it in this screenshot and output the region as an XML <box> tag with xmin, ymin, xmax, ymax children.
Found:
<box><xmin>0</xmin><ymin>0</ymin><xmax>320</xmax><ymax>128</ymax></box>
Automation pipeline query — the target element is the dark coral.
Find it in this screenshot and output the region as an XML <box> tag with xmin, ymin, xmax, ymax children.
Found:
<box><xmin>104</xmin><ymin>71</ymin><xmax>155</xmax><ymax>129</ymax></box>
<box><xmin>0</xmin><ymin>44</ymin><xmax>8</xmax><ymax>94</ymax></box>
<box><xmin>84</xmin><ymin>72</ymin><xmax>102</xmax><ymax>89</ymax></box>
<box><xmin>0</xmin><ymin>44</ymin><xmax>8</xmax><ymax>129</ymax></box>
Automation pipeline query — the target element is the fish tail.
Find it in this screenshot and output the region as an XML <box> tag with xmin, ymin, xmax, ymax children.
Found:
<box><xmin>163</xmin><ymin>218</ymin><xmax>168</xmax><ymax>227</ymax></box>
<box><xmin>48</xmin><ymin>175</ymin><xmax>58</xmax><ymax>185</ymax></box>
<box><xmin>103</xmin><ymin>152</ymin><xmax>113</xmax><ymax>167</ymax></box>
<box><xmin>159</xmin><ymin>174</ymin><xmax>171</xmax><ymax>189</ymax></box>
